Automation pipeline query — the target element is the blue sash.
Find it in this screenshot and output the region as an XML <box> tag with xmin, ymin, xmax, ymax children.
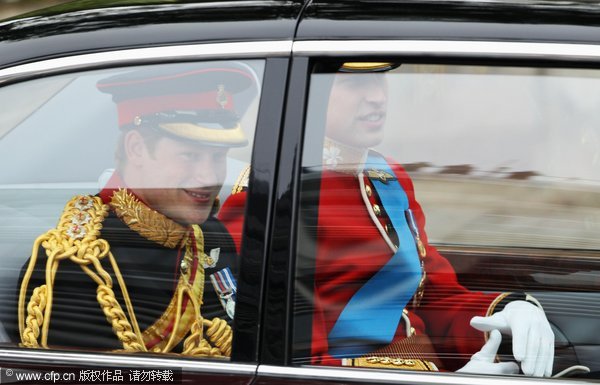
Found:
<box><xmin>327</xmin><ymin>153</ymin><xmax>422</xmax><ymax>357</ymax></box>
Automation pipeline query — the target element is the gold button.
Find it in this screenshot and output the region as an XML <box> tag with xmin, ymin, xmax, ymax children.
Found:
<box><xmin>365</xmin><ymin>185</ymin><xmax>372</xmax><ymax>197</ymax></box>
<box><xmin>385</xmin><ymin>224</ymin><xmax>390</xmax><ymax>233</ymax></box>
<box><xmin>180</xmin><ymin>260</ymin><xmax>189</xmax><ymax>274</ymax></box>
<box><xmin>373</xmin><ymin>204</ymin><xmax>381</xmax><ymax>216</ymax></box>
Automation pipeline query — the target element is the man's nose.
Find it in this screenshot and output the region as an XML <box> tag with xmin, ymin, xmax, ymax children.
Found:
<box><xmin>191</xmin><ymin>158</ymin><xmax>220</xmax><ymax>187</ymax></box>
<box><xmin>365</xmin><ymin>85</ymin><xmax>387</xmax><ymax>105</ymax></box>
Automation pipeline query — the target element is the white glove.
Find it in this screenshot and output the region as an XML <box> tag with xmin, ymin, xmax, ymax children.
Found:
<box><xmin>470</xmin><ymin>300</ymin><xmax>554</xmax><ymax>377</ymax></box>
<box><xmin>457</xmin><ymin>329</ymin><xmax>520</xmax><ymax>375</ymax></box>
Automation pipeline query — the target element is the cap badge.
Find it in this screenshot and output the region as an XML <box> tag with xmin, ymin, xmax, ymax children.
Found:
<box><xmin>216</xmin><ymin>84</ymin><xmax>228</xmax><ymax>109</ymax></box>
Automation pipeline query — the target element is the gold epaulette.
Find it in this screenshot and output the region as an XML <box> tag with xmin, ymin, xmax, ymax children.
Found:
<box><xmin>19</xmin><ymin>195</ymin><xmax>147</xmax><ymax>352</ymax></box>
<box><xmin>19</xmin><ymin>195</ymin><xmax>111</xmax><ymax>348</ymax></box>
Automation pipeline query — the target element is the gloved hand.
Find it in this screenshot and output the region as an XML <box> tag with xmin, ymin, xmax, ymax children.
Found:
<box><xmin>457</xmin><ymin>329</ymin><xmax>520</xmax><ymax>375</ymax></box>
<box><xmin>470</xmin><ymin>300</ymin><xmax>554</xmax><ymax>377</ymax></box>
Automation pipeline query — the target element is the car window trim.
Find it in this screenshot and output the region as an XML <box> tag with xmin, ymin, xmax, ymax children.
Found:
<box><xmin>0</xmin><ymin>348</ymin><xmax>257</xmax><ymax>375</ymax></box>
<box><xmin>0</xmin><ymin>41</ymin><xmax>292</xmax><ymax>85</ymax></box>
<box><xmin>293</xmin><ymin>40</ymin><xmax>600</xmax><ymax>61</ymax></box>
<box><xmin>280</xmin><ymin>47</ymin><xmax>600</xmax><ymax>379</ymax></box>
<box><xmin>0</xmin><ymin>44</ymin><xmax>288</xmax><ymax>371</ymax></box>
<box><xmin>257</xmin><ymin>365</ymin><xmax>589</xmax><ymax>385</ymax></box>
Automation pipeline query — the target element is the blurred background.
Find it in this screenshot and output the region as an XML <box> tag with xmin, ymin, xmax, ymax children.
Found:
<box><xmin>0</xmin><ymin>0</ymin><xmax>72</xmax><ymax>19</ymax></box>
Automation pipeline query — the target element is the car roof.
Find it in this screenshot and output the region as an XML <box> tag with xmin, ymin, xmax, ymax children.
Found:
<box><xmin>0</xmin><ymin>0</ymin><xmax>303</xmax><ymax>69</ymax></box>
<box><xmin>297</xmin><ymin>0</ymin><xmax>600</xmax><ymax>44</ymax></box>
<box><xmin>2</xmin><ymin>0</ymin><xmax>600</xmax><ymax>71</ymax></box>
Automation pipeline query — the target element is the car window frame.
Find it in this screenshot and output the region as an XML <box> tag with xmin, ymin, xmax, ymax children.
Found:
<box><xmin>257</xmin><ymin>38</ymin><xmax>600</xmax><ymax>385</ymax></box>
<box><xmin>0</xmin><ymin>41</ymin><xmax>292</xmax><ymax>377</ymax></box>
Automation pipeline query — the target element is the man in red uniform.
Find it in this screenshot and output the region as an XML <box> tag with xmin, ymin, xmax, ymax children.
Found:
<box><xmin>219</xmin><ymin>62</ymin><xmax>554</xmax><ymax>376</ymax></box>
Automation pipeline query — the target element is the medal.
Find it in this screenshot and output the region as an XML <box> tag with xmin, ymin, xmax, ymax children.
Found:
<box><xmin>203</xmin><ymin>247</ymin><xmax>220</xmax><ymax>268</ymax></box>
<box><xmin>210</xmin><ymin>267</ymin><xmax>237</xmax><ymax>319</ymax></box>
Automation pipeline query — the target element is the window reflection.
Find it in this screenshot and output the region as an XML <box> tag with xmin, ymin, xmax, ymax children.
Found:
<box><xmin>0</xmin><ymin>60</ymin><xmax>264</xmax><ymax>357</ymax></box>
<box><xmin>295</xmin><ymin>62</ymin><xmax>600</xmax><ymax>377</ymax></box>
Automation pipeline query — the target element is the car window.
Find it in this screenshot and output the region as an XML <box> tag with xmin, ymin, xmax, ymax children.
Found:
<box><xmin>0</xmin><ymin>60</ymin><xmax>264</xmax><ymax>359</ymax></box>
<box><xmin>294</xmin><ymin>61</ymin><xmax>600</xmax><ymax>377</ymax></box>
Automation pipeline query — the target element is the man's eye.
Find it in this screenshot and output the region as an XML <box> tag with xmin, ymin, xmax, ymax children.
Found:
<box><xmin>180</xmin><ymin>153</ymin><xmax>196</xmax><ymax>161</ymax></box>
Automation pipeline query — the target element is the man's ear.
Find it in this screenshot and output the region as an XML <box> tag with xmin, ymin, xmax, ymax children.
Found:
<box><xmin>123</xmin><ymin>129</ymin><xmax>148</xmax><ymax>167</ymax></box>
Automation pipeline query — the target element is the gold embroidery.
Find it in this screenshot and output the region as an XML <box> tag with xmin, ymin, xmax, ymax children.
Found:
<box><xmin>109</xmin><ymin>189</ymin><xmax>186</xmax><ymax>248</ymax></box>
<box><xmin>231</xmin><ymin>165</ymin><xmax>251</xmax><ymax>195</ymax></box>
<box><xmin>19</xmin><ymin>195</ymin><xmax>146</xmax><ymax>352</ymax></box>
<box><xmin>19</xmin><ymin>193</ymin><xmax>231</xmax><ymax>357</ymax></box>
<box><xmin>344</xmin><ymin>356</ymin><xmax>437</xmax><ymax>371</ymax></box>
<box><xmin>141</xmin><ymin>224</ymin><xmax>231</xmax><ymax>357</ymax></box>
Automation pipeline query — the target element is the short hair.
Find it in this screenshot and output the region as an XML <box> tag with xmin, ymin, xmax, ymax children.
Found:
<box><xmin>114</xmin><ymin>124</ymin><xmax>163</xmax><ymax>170</ymax></box>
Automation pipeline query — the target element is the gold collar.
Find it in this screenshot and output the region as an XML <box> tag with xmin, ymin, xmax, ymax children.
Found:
<box><xmin>109</xmin><ymin>188</ymin><xmax>187</xmax><ymax>248</ymax></box>
<box><xmin>323</xmin><ymin>137</ymin><xmax>368</xmax><ymax>175</ymax></box>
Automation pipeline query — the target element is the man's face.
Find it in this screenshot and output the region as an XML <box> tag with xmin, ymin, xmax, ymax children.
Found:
<box><xmin>325</xmin><ymin>73</ymin><xmax>388</xmax><ymax>149</ymax></box>
<box><xmin>130</xmin><ymin>134</ymin><xmax>228</xmax><ymax>225</ymax></box>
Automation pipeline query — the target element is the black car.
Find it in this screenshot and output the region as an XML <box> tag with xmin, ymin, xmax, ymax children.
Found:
<box><xmin>0</xmin><ymin>1</ymin><xmax>598</xmax><ymax>384</ymax></box>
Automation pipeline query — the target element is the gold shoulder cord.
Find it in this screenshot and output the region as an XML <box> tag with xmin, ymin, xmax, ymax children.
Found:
<box><xmin>177</xmin><ymin>225</ymin><xmax>232</xmax><ymax>357</ymax></box>
<box><xmin>18</xmin><ymin>195</ymin><xmax>146</xmax><ymax>351</ymax></box>
<box><xmin>18</xmin><ymin>192</ymin><xmax>232</xmax><ymax>357</ymax></box>
<box><xmin>110</xmin><ymin>189</ymin><xmax>231</xmax><ymax>357</ymax></box>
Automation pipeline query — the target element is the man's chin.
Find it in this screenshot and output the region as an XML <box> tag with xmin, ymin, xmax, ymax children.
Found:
<box><xmin>179</xmin><ymin>215</ymin><xmax>210</xmax><ymax>226</ymax></box>
<box><xmin>164</xmin><ymin>209</ymin><xmax>211</xmax><ymax>226</ymax></box>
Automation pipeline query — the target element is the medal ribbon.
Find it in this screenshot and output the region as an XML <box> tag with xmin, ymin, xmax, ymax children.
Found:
<box><xmin>327</xmin><ymin>153</ymin><xmax>422</xmax><ymax>357</ymax></box>
<box><xmin>210</xmin><ymin>267</ymin><xmax>237</xmax><ymax>319</ymax></box>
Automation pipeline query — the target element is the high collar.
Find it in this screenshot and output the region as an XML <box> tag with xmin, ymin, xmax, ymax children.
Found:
<box><xmin>99</xmin><ymin>171</ymin><xmax>146</xmax><ymax>205</ymax></box>
<box><xmin>322</xmin><ymin>137</ymin><xmax>369</xmax><ymax>175</ymax></box>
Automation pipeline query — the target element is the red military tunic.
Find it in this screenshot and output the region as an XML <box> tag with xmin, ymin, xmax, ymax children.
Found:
<box><xmin>218</xmin><ymin>150</ymin><xmax>502</xmax><ymax>371</ymax></box>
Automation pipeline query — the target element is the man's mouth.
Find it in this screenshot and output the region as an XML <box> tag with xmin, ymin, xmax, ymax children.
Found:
<box><xmin>358</xmin><ymin>112</ymin><xmax>386</xmax><ymax>122</ymax></box>
<box><xmin>183</xmin><ymin>189</ymin><xmax>213</xmax><ymax>203</ymax></box>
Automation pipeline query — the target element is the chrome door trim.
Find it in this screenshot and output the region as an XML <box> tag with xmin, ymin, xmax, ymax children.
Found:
<box><xmin>0</xmin><ymin>40</ymin><xmax>292</xmax><ymax>84</ymax></box>
<box><xmin>0</xmin><ymin>348</ymin><xmax>257</xmax><ymax>375</ymax></box>
<box><xmin>293</xmin><ymin>40</ymin><xmax>600</xmax><ymax>61</ymax></box>
<box><xmin>257</xmin><ymin>365</ymin><xmax>594</xmax><ymax>385</ymax></box>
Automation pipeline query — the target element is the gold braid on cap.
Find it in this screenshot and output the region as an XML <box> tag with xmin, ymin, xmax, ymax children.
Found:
<box><xmin>18</xmin><ymin>191</ymin><xmax>232</xmax><ymax>358</ymax></box>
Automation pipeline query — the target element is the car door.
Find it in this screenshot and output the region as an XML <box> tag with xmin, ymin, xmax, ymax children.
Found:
<box><xmin>254</xmin><ymin>26</ymin><xmax>600</xmax><ymax>385</ymax></box>
<box><xmin>0</xmin><ymin>40</ymin><xmax>291</xmax><ymax>383</ymax></box>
